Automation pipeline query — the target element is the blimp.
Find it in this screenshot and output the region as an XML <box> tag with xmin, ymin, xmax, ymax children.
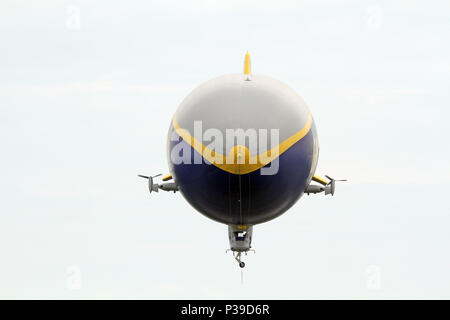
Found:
<box><xmin>139</xmin><ymin>53</ymin><xmax>345</xmax><ymax>268</ymax></box>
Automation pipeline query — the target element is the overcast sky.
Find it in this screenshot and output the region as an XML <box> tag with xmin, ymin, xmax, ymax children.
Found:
<box><xmin>1</xmin><ymin>0</ymin><xmax>449</xmax><ymax>299</ymax></box>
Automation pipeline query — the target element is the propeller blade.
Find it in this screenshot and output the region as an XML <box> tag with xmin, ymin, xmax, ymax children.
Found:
<box><xmin>324</xmin><ymin>175</ymin><xmax>347</xmax><ymax>183</ymax></box>
<box><xmin>138</xmin><ymin>174</ymin><xmax>162</xmax><ymax>179</ymax></box>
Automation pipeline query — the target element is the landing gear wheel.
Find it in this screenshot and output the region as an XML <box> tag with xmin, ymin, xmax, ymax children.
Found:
<box><xmin>239</xmin><ymin>262</ymin><xmax>245</xmax><ymax>268</ymax></box>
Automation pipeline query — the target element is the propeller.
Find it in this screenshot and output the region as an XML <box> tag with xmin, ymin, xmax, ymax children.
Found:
<box><xmin>138</xmin><ymin>174</ymin><xmax>162</xmax><ymax>193</ymax></box>
<box><xmin>324</xmin><ymin>175</ymin><xmax>347</xmax><ymax>196</ymax></box>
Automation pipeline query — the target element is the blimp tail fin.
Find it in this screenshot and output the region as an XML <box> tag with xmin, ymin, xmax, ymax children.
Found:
<box><xmin>244</xmin><ymin>52</ymin><xmax>251</xmax><ymax>75</ymax></box>
<box><xmin>243</xmin><ymin>52</ymin><xmax>251</xmax><ymax>81</ymax></box>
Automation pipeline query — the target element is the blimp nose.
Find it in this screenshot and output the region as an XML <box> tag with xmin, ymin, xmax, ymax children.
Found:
<box><xmin>228</xmin><ymin>145</ymin><xmax>250</xmax><ymax>165</ymax></box>
<box><xmin>220</xmin><ymin>144</ymin><xmax>259</xmax><ymax>175</ymax></box>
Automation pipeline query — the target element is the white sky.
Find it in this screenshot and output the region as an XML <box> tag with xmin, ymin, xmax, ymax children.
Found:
<box><xmin>1</xmin><ymin>0</ymin><xmax>450</xmax><ymax>299</ymax></box>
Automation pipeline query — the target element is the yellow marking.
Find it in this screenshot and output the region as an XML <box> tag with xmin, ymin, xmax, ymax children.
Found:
<box><xmin>172</xmin><ymin>113</ymin><xmax>313</xmax><ymax>175</ymax></box>
<box><xmin>237</xmin><ymin>225</ymin><xmax>247</xmax><ymax>230</ymax></box>
<box><xmin>243</xmin><ymin>52</ymin><xmax>251</xmax><ymax>75</ymax></box>
<box><xmin>312</xmin><ymin>175</ymin><xmax>328</xmax><ymax>185</ymax></box>
<box><xmin>162</xmin><ymin>174</ymin><xmax>173</xmax><ymax>181</ymax></box>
